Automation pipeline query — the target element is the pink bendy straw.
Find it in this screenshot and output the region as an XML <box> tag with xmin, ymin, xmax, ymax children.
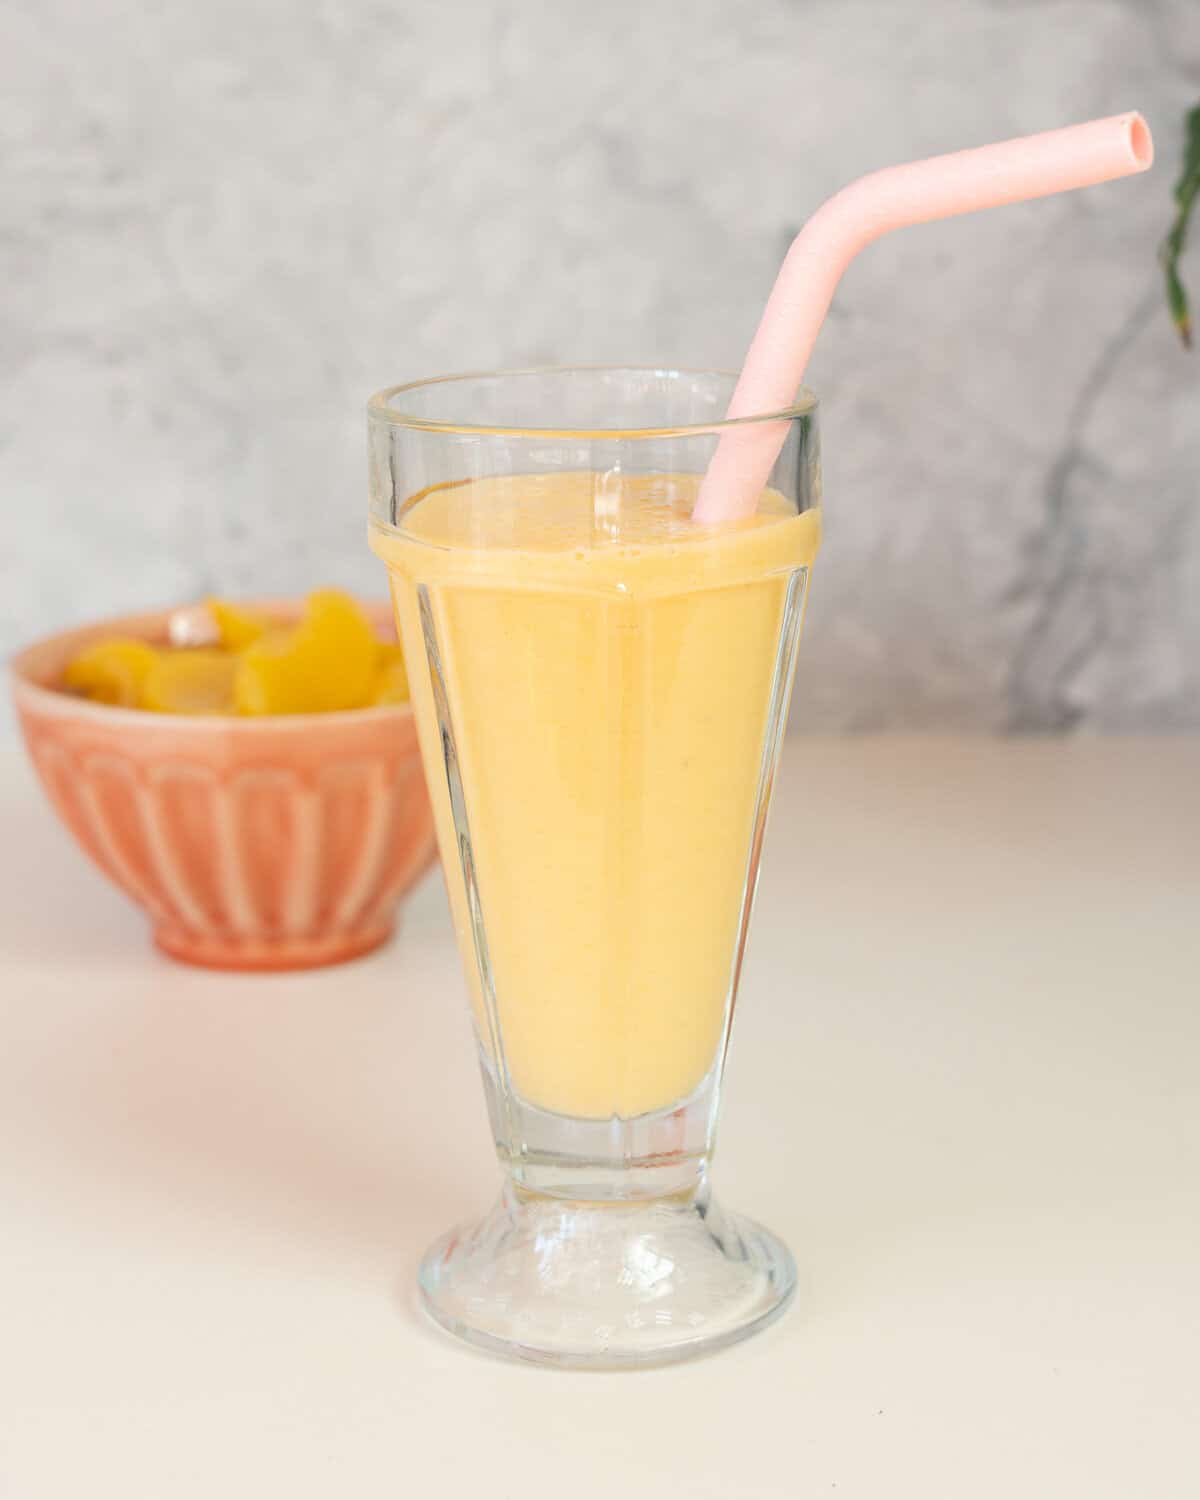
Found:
<box><xmin>693</xmin><ymin>112</ymin><xmax>1153</xmax><ymax>525</ymax></box>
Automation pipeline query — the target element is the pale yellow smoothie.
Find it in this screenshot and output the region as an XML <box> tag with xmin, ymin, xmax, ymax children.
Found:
<box><xmin>372</xmin><ymin>472</ymin><xmax>819</xmax><ymax>1119</ymax></box>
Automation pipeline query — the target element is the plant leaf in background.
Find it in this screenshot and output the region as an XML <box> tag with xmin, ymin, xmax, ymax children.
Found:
<box><xmin>1161</xmin><ymin>103</ymin><xmax>1200</xmax><ymax>347</ymax></box>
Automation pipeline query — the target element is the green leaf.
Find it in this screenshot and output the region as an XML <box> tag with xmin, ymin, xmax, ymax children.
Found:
<box><xmin>1162</xmin><ymin>103</ymin><xmax>1200</xmax><ymax>347</ymax></box>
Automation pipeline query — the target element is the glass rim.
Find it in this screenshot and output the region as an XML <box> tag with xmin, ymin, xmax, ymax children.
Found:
<box><xmin>366</xmin><ymin>365</ymin><xmax>818</xmax><ymax>439</ymax></box>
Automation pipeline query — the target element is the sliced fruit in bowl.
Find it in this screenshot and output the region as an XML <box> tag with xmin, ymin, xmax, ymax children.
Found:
<box><xmin>61</xmin><ymin>589</ymin><xmax>412</xmax><ymax>719</ymax></box>
<box><xmin>11</xmin><ymin>594</ymin><xmax>435</xmax><ymax>971</ymax></box>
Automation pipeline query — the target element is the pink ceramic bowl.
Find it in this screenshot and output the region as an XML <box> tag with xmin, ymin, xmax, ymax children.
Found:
<box><xmin>10</xmin><ymin>601</ymin><xmax>436</xmax><ymax>970</ymax></box>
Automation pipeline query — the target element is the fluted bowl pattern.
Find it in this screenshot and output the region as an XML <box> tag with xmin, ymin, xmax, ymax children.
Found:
<box><xmin>10</xmin><ymin>603</ymin><xmax>436</xmax><ymax>970</ymax></box>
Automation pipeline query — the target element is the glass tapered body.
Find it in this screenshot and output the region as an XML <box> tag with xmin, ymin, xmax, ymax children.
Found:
<box><xmin>368</xmin><ymin>369</ymin><xmax>820</xmax><ymax>1366</ymax></box>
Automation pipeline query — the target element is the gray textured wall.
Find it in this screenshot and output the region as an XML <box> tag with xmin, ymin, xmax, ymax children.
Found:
<box><xmin>4</xmin><ymin>0</ymin><xmax>1199</xmax><ymax>731</ymax></box>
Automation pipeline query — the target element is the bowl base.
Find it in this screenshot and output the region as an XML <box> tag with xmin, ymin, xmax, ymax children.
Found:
<box><xmin>417</xmin><ymin>1179</ymin><xmax>796</xmax><ymax>1369</ymax></box>
<box><xmin>153</xmin><ymin>921</ymin><xmax>394</xmax><ymax>971</ymax></box>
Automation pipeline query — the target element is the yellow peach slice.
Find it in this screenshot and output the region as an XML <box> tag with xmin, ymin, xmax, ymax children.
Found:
<box><xmin>234</xmin><ymin>590</ymin><xmax>379</xmax><ymax>715</ymax></box>
<box><xmin>63</xmin><ymin>639</ymin><xmax>159</xmax><ymax>707</ymax></box>
<box><xmin>140</xmin><ymin>650</ymin><xmax>239</xmax><ymax>715</ymax></box>
<box><xmin>207</xmin><ymin>598</ymin><xmax>271</xmax><ymax>650</ymax></box>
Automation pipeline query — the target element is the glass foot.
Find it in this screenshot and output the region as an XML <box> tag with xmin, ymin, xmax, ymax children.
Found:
<box><xmin>417</xmin><ymin>1179</ymin><xmax>796</xmax><ymax>1369</ymax></box>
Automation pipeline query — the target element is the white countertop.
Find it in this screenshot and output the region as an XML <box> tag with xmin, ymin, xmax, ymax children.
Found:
<box><xmin>2</xmin><ymin>736</ymin><xmax>1197</xmax><ymax>1499</ymax></box>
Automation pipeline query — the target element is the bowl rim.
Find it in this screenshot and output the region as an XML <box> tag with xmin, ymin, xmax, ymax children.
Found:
<box><xmin>9</xmin><ymin>596</ymin><xmax>416</xmax><ymax>731</ymax></box>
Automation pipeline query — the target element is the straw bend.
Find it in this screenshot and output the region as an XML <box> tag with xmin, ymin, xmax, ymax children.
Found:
<box><xmin>693</xmin><ymin>112</ymin><xmax>1153</xmax><ymax>524</ymax></box>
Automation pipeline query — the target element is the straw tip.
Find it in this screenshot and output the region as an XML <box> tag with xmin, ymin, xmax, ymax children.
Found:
<box><xmin>1124</xmin><ymin>112</ymin><xmax>1154</xmax><ymax>170</ymax></box>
